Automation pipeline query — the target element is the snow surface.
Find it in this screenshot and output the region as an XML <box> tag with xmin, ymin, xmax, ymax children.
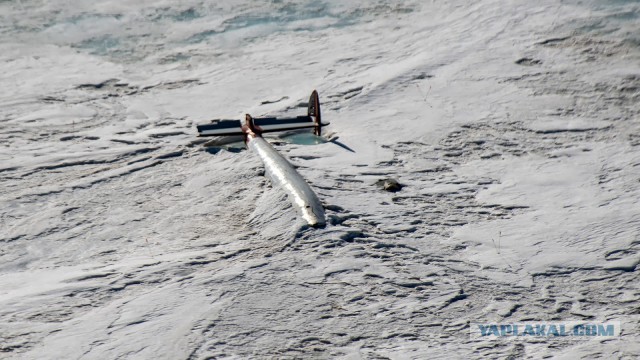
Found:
<box><xmin>1</xmin><ymin>0</ymin><xmax>639</xmax><ymax>358</ymax></box>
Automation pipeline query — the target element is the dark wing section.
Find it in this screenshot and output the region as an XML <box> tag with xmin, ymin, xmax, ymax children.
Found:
<box><xmin>252</xmin><ymin>116</ymin><xmax>315</xmax><ymax>132</ymax></box>
<box><xmin>197</xmin><ymin>119</ymin><xmax>243</xmax><ymax>136</ymax></box>
<box><xmin>196</xmin><ymin>91</ymin><xmax>328</xmax><ymax>137</ymax></box>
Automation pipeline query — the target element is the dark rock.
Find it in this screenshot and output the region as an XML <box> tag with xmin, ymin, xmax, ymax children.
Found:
<box><xmin>376</xmin><ymin>178</ymin><xmax>403</xmax><ymax>192</ymax></box>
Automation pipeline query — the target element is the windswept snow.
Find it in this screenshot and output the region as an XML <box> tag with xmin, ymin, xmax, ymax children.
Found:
<box><xmin>1</xmin><ymin>0</ymin><xmax>639</xmax><ymax>358</ymax></box>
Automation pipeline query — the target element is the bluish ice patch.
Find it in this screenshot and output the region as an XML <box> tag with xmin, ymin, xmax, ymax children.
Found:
<box><xmin>1</xmin><ymin>1</ymin><xmax>415</xmax><ymax>62</ymax></box>
<box><xmin>279</xmin><ymin>132</ymin><xmax>327</xmax><ymax>145</ymax></box>
<box><xmin>563</xmin><ymin>0</ymin><xmax>639</xmax><ymax>46</ymax></box>
<box><xmin>37</xmin><ymin>12</ymin><xmax>127</xmax><ymax>50</ymax></box>
<box><xmin>149</xmin><ymin>7</ymin><xmax>202</xmax><ymax>22</ymax></box>
<box><xmin>74</xmin><ymin>35</ymin><xmax>142</xmax><ymax>61</ymax></box>
<box><xmin>186</xmin><ymin>29</ymin><xmax>219</xmax><ymax>44</ymax></box>
<box><xmin>185</xmin><ymin>2</ymin><xmax>361</xmax><ymax>44</ymax></box>
<box><xmin>75</xmin><ymin>35</ymin><xmax>120</xmax><ymax>56</ymax></box>
<box><xmin>170</xmin><ymin>8</ymin><xmax>202</xmax><ymax>22</ymax></box>
<box><xmin>39</xmin><ymin>13</ymin><xmax>124</xmax><ymax>35</ymax></box>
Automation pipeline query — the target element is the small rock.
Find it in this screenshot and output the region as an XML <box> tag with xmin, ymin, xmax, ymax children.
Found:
<box><xmin>376</xmin><ymin>178</ymin><xmax>403</xmax><ymax>192</ymax></box>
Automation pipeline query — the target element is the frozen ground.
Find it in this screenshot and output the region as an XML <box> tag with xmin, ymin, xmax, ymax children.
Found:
<box><xmin>1</xmin><ymin>0</ymin><xmax>639</xmax><ymax>358</ymax></box>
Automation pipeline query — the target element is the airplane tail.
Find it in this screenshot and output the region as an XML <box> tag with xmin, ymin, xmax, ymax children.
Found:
<box><xmin>196</xmin><ymin>90</ymin><xmax>328</xmax><ymax>138</ymax></box>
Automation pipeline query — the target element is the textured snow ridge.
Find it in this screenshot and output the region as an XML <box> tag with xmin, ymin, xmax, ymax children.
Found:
<box><xmin>1</xmin><ymin>0</ymin><xmax>639</xmax><ymax>359</ymax></box>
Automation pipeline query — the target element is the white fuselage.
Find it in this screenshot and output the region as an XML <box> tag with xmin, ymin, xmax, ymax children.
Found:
<box><xmin>246</xmin><ymin>134</ymin><xmax>326</xmax><ymax>227</ymax></box>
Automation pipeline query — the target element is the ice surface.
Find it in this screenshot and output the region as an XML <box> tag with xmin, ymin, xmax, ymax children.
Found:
<box><xmin>1</xmin><ymin>0</ymin><xmax>639</xmax><ymax>359</ymax></box>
